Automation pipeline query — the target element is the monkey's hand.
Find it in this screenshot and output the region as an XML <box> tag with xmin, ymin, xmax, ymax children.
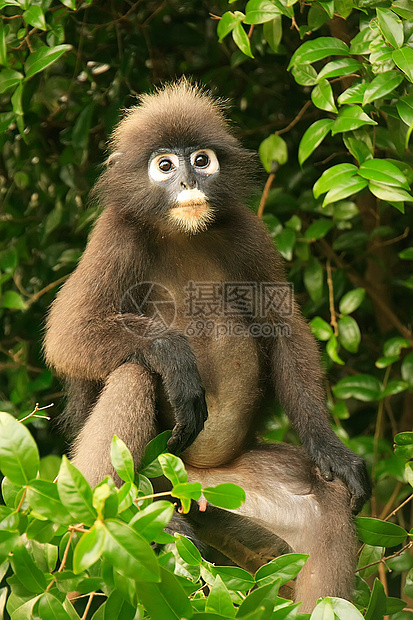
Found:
<box><xmin>308</xmin><ymin>439</ymin><xmax>371</xmax><ymax>514</ymax></box>
<box><xmin>142</xmin><ymin>333</ymin><xmax>208</xmax><ymax>454</ymax></box>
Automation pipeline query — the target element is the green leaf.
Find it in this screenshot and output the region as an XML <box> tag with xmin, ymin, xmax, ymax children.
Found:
<box><xmin>57</xmin><ymin>456</ymin><xmax>97</xmax><ymax>526</ymax></box>
<box><xmin>175</xmin><ymin>534</ymin><xmax>203</xmax><ymax>566</ymax></box>
<box><xmin>313</xmin><ymin>164</ymin><xmax>358</xmax><ymax>198</ymax></box>
<box><xmin>203</xmin><ymin>483</ymin><xmax>245</xmax><ymax>509</ymax></box>
<box><xmin>255</xmin><ymin>553</ymin><xmax>308</xmax><ymax>587</ymax></box>
<box><xmin>377</xmin><ymin>8</ymin><xmax>404</xmax><ymax>49</ymax></box>
<box><xmin>392</xmin><ymin>46</ymin><xmax>413</xmax><ymax>82</ymax></box>
<box><xmin>232</xmin><ymin>22</ymin><xmax>254</xmax><ymax>58</ymax></box>
<box><xmin>317</xmin><ymin>58</ymin><xmax>361</xmax><ymax>81</ymax></box>
<box><xmin>27</xmin><ymin>480</ymin><xmax>72</xmax><ymax>524</ymax></box>
<box><xmin>333</xmin><ymin>374</ymin><xmax>382</xmax><ymax>401</ymax></box>
<box><xmin>303</xmin><ymin>256</ymin><xmax>323</xmax><ymax>302</ymax></box>
<box><xmin>103</xmin><ymin>590</ymin><xmax>136</xmax><ymax>620</ymax></box>
<box><xmin>130</xmin><ymin>501</ymin><xmax>174</xmax><ymax>542</ymax></box>
<box><xmin>263</xmin><ymin>16</ymin><xmax>282</xmax><ymax>53</ymax></box>
<box><xmin>288</xmin><ymin>37</ymin><xmax>349</xmax><ymax>68</ymax></box>
<box><xmin>304</xmin><ymin>218</ymin><xmax>334</xmax><ymax>240</ymax></box>
<box><xmin>309</xmin><ymin>316</ymin><xmax>333</xmax><ymax>341</ymax></box>
<box><xmin>310</xmin><ymin>599</ymin><xmax>334</xmax><ymax>620</ymax></box>
<box><xmin>292</xmin><ymin>64</ymin><xmax>318</xmax><ymax>86</ymax></box>
<box><xmin>335</xmin><ymin>0</ymin><xmax>354</xmax><ymax>19</ymax></box>
<box><xmin>73</xmin><ymin>522</ymin><xmax>106</xmax><ymax>573</ymax></box>
<box><xmin>37</xmin><ymin>593</ymin><xmax>72</xmax><ymax>620</ymax></box>
<box><xmin>210</xmin><ymin>565</ymin><xmax>255</xmax><ymax>591</ymax></box>
<box><xmin>368</xmin><ymin>181</ymin><xmax>413</xmax><ymax>203</ymax></box>
<box><xmin>384</xmin><ymin>337</ymin><xmax>410</xmax><ymax>357</ymax></box>
<box><xmin>139</xmin><ymin>430</ymin><xmax>171</xmax><ymax>477</ymax></box>
<box><xmin>380</xmin><ymin>379</ymin><xmax>408</xmax><ymax>398</ymax></box>
<box><xmin>206</xmin><ymin>574</ymin><xmax>236</xmax><ymax>617</ymax></box>
<box><xmin>171</xmin><ymin>481</ymin><xmax>202</xmax><ymax>501</ymax></box>
<box><xmin>358</xmin><ymin>159</ymin><xmax>410</xmax><ymax>189</ymax></box>
<box><xmin>357</xmin><ymin>517</ymin><xmax>407</xmax><ymax>547</ymax></box>
<box><xmin>158</xmin><ymin>453</ymin><xmax>187</xmax><ymax>486</ymax></box>
<box><xmin>326</xmin><ymin>334</ymin><xmax>345</xmax><ymax>365</ymax></box>
<box><xmin>274</xmin><ymin>228</ymin><xmax>296</xmax><ymax>261</ymax></box>
<box><xmin>376</xmin><ymin>355</ymin><xmax>399</xmax><ymax>368</ymax></box>
<box><xmin>0</xmin><ymin>69</ymin><xmax>23</xmax><ymax>94</ymax></box>
<box><xmin>363</xmin><ymin>71</ymin><xmax>404</xmax><ymax>105</ymax></box>
<box><xmin>330</xmin><ymin>598</ymin><xmax>364</xmax><ymax>619</ymax></box>
<box><xmin>332</xmin><ymin>106</ymin><xmax>377</xmax><ymax>135</ymax></box>
<box><xmin>217</xmin><ymin>11</ymin><xmax>242</xmax><ymax>41</ymax></box>
<box><xmin>322</xmin><ymin>177</ymin><xmax>368</xmax><ymax>207</ymax></box>
<box><xmin>392</xmin><ymin>0</ymin><xmax>413</xmax><ymax>19</ymax></box>
<box><xmin>343</xmin><ymin>131</ymin><xmax>373</xmax><ymax>165</ymax></box>
<box><xmin>245</xmin><ymin>0</ymin><xmax>281</xmax><ymax>24</ymax></box>
<box><xmin>23</xmin><ymin>6</ymin><xmax>47</xmax><ymax>30</ymax></box>
<box><xmin>110</xmin><ymin>436</ymin><xmax>135</xmax><ymax>483</ymax></box>
<box><xmin>311</xmin><ymin>79</ymin><xmax>337</xmax><ymax>113</ymax></box>
<box><xmin>339</xmin><ymin>288</ymin><xmax>365</xmax><ymax>314</ymax></box>
<box><xmin>338</xmin><ymin>82</ymin><xmax>367</xmax><ymax>105</ymax></box>
<box><xmin>1</xmin><ymin>290</ymin><xmax>26</xmax><ymax>310</ymax></box>
<box><xmin>298</xmin><ymin>119</ymin><xmax>333</xmax><ymax>165</ymax></box>
<box><xmin>338</xmin><ymin>316</ymin><xmax>361</xmax><ymax>353</ymax></box>
<box><xmin>237</xmin><ymin>582</ymin><xmax>280</xmax><ymax>618</ymax></box>
<box><xmin>10</xmin><ymin>541</ymin><xmax>47</xmax><ymax>593</ymax></box>
<box><xmin>399</xmin><ymin>247</ymin><xmax>413</xmax><ymax>260</ymax></box>
<box><xmin>134</xmin><ymin>566</ymin><xmax>192</xmax><ymax>620</ymax></box>
<box><xmin>103</xmin><ymin>519</ymin><xmax>160</xmax><ymax>581</ymax></box>
<box><xmin>259</xmin><ymin>134</ymin><xmax>287</xmax><ymax>171</ymax></box>
<box><xmin>401</xmin><ymin>352</ymin><xmax>413</xmax><ymax>387</ymax></box>
<box><xmin>25</xmin><ymin>44</ymin><xmax>72</xmax><ymax>80</ymax></box>
<box><xmin>0</xmin><ymin>412</ymin><xmax>39</xmax><ymax>485</ymax></box>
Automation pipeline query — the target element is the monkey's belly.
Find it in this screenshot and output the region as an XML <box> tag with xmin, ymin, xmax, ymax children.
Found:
<box><xmin>181</xmin><ymin>334</ymin><xmax>262</xmax><ymax>468</ymax></box>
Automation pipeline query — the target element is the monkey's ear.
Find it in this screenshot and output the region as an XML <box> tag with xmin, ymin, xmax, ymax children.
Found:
<box><xmin>105</xmin><ymin>152</ymin><xmax>123</xmax><ymax>167</ymax></box>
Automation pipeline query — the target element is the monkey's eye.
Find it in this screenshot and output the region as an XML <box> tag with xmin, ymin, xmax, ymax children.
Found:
<box><xmin>149</xmin><ymin>153</ymin><xmax>179</xmax><ymax>182</ymax></box>
<box><xmin>158</xmin><ymin>158</ymin><xmax>175</xmax><ymax>173</ymax></box>
<box><xmin>190</xmin><ymin>149</ymin><xmax>219</xmax><ymax>175</ymax></box>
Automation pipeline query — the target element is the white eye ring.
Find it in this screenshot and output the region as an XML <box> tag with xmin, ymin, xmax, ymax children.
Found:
<box><xmin>149</xmin><ymin>153</ymin><xmax>180</xmax><ymax>182</ymax></box>
<box><xmin>190</xmin><ymin>149</ymin><xmax>219</xmax><ymax>175</ymax></box>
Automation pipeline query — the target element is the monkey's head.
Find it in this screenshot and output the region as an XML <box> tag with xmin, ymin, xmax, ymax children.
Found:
<box><xmin>95</xmin><ymin>80</ymin><xmax>255</xmax><ymax>235</ymax></box>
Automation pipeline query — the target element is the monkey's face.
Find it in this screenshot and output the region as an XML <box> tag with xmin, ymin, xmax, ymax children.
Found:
<box><xmin>148</xmin><ymin>147</ymin><xmax>219</xmax><ymax>234</ymax></box>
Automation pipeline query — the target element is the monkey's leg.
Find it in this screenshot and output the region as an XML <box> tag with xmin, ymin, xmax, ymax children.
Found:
<box><xmin>71</xmin><ymin>363</ymin><xmax>156</xmax><ymax>487</ymax></box>
<box><xmin>185</xmin><ymin>445</ymin><xmax>356</xmax><ymax>613</ymax></box>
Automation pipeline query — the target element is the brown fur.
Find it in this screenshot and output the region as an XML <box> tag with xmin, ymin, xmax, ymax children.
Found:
<box><xmin>44</xmin><ymin>81</ymin><xmax>369</xmax><ymax>611</ymax></box>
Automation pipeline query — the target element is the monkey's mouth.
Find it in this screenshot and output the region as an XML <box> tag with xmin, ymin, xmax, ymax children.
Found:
<box><xmin>169</xmin><ymin>189</ymin><xmax>214</xmax><ymax>233</ymax></box>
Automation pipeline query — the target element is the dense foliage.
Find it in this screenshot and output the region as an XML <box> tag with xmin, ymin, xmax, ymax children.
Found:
<box><xmin>0</xmin><ymin>0</ymin><xmax>413</xmax><ymax>617</ymax></box>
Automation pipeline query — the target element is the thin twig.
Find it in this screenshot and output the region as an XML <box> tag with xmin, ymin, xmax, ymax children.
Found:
<box><xmin>276</xmin><ymin>100</ymin><xmax>311</xmax><ymax>136</ymax></box>
<box><xmin>257</xmin><ymin>173</ymin><xmax>276</xmax><ymax>218</ymax></box>
<box><xmin>356</xmin><ymin>541</ymin><xmax>413</xmax><ymax>572</ymax></box>
<box><xmin>81</xmin><ymin>592</ymin><xmax>95</xmax><ymax>620</ymax></box>
<box><xmin>384</xmin><ymin>492</ymin><xmax>413</xmax><ymax>522</ymax></box>
<box><xmin>26</xmin><ymin>275</ymin><xmax>69</xmax><ymax>307</ymax></box>
<box><xmin>18</xmin><ymin>402</ymin><xmax>53</xmax><ymax>423</ymax></box>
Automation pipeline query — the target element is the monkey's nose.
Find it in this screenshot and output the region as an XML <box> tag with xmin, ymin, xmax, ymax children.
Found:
<box><xmin>181</xmin><ymin>180</ymin><xmax>197</xmax><ymax>190</ymax></box>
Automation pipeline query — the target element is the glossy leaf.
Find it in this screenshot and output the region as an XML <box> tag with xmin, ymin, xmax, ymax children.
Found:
<box><xmin>332</xmin><ymin>106</ymin><xmax>377</xmax><ymax>135</ymax></box>
<box><xmin>326</xmin><ymin>334</ymin><xmax>345</xmax><ymax>365</ymax></box>
<box><xmin>338</xmin><ymin>316</ymin><xmax>361</xmax><ymax>353</ymax></box>
<box><xmin>233</xmin><ymin>22</ymin><xmax>253</xmax><ymax>58</ymax></box>
<box><xmin>0</xmin><ymin>412</ymin><xmax>39</xmax><ymax>485</ymax></box>
<box><xmin>37</xmin><ymin>592</ymin><xmax>72</xmax><ymax>620</ymax></box>
<box><xmin>339</xmin><ymin>288</ymin><xmax>365</xmax><ymax>314</ymax></box>
<box><xmin>304</xmin><ymin>218</ymin><xmax>334</xmax><ymax>240</ymax></box>
<box><xmin>401</xmin><ymin>352</ymin><xmax>413</xmax><ymax>386</ymax></box>
<box><xmin>263</xmin><ymin>16</ymin><xmax>282</xmax><ymax>52</ymax></box>
<box><xmin>392</xmin><ymin>46</ymin><xmax>413</xmax><ymax>82</ymax></box>
<box><xmin>292</xmin><ymin>64</ymin><xmax>318</xmax><ymax>86</ymax></box>
<box><xmin>338</xmin><ymin>82</ymin><xmax>366</xmax><ymax>105</ymax></box>
<box><xmin>364</xmin><ymin>579</ymin><xmax>388</xmax><ymax>620</ymax></box>
<box><xmin>158</xmin><ymin>453</ymin><xmax>187</xmax><ymax>486</ymax></box>
<box><xmin>110</xmin><ymin>435</ymin><xmax>135</xmax><ymax>483</ymax></box>
<box><xmin>135</xmin><ymin>566</ymin><xmax>193</xmax><ymax>619</ymax></box>
<box><xmin>363</xmin><ymin>71</ymin><xmax>404</xmax><ymax>105</ymax></box>
<box><xmin>175</xmin><ymin>534</ymin><xmax>203</xmax><ymax>565</ymax></box>
<box><xmin>274</xmin><ymin>227</ymin><xmax>296</xmax><ymax>261</ymax></box>
<box><xmin>206</xmin><ymin>574</ymin><xmax>235</xmax><ymax>617</ymax></box>
<box><xmin>377</xmin><ymin>8</ymin><xmax>404</xmax><ymax>49</ymax></box>
<box><xmin>57</xmin><ymin>456</ymin><xmax>97</xmax><ymax>526</ymax></box>
<box><xmin>298</xmin><ymin>119</ymin><xmax>333</xmax><ymax>165</ymax></box>
<box><xmin>357</xmin><ymin>517</ymin><xmax>407</xmax><ymax>547</ymax></box>
<box><xmin>259</xmin><ymin>134</ymin><xmax>287</xmax><ymax>171</ymax></box>
<box><xmin>25</xmin><ymin>44</ymin><xmax>72</xmax><ymax>79</ymax></box>
<box><xmin>310</xmin><ymin>316</ymin><xmax>333</xmax><ymax>341</ymax></box>
<box><xmin>333</xmin><ymin>374</ymin><xmax>382</xmax><ymax>401</ymax></box>
<box><xmin>368</xmin><ymin>182</ymin><xmax>413</xmax><ymax>203</ymax></box>
<box><xmin>103</xmin><ymin>519</ymin><xmax>160</xmax><ymax>581</ymax></box>
<box><xmin>217</xmin><ymin>11</ymin><xmax>242</xmax><ymax>41</ymax></box>
<box><xmin>203</xmin><ymin>483</ymin><xmax>245</xmax><ymax>509</ymax></box>
<box><xmin>255</xmin><ymin>553</ymin><xmax>307</xmax><ymax>587</ymax></box>
<box><xmin>237</xmin><ymin>582</ymin><xmax>280</xmax><ymax>618</ymax></box>
<box><xmin>27</xmin><ymin>480</ymin><xmax>72</xmax><ymax>525</ymax></box>
<box><xmin>10</xmin><ymin>541</ymin><xmax>47</xmax><ymax>593</ymax></box>
<box><xmin>288</xmin><ymin>37</ymin><xmax>349</xmax><ymax>68</ymax></box>
<box><xmin>73</xmin><ymin>522</ymin><xmax>105</xmax><ymax>573</ymax></box>
<box><xmin>210</xmin><ymin>565</ymin><xmax>255</xmax><ymax>591</ymax></box>
<box><xmin>313</xmin><ymin>164</ymin><xmax>358</xmax><ymax>198</ymax></box>
<box><xmin>317</xmin><ymin>58</ymin><xmax>361</xmax><ymax>80</ymax></box>
<box><xmin>303</xmin><ymin>256</ymin><xmax>323</xmax><ymax>302</ymax></box>
<box><xmin>129</xmin><ymin>501</ymin><xmax>175</xmax><ymax>542</ymax></box>
<box><xmin>330</xmin><ymin>598</ymin><xmax>364</xmax><ymax>619</ymax></box>
<box><xmin>358</xmin><ymin>159</ymin><xmax>410</xmax><ymax>189</ymax></box>
<box><xmin>0</xmin><ymin>69</ymin><xmax>23</xmax><ymax>94</ymax></box>
<box><xmin>245</xmin><ymin>0</ymin><xmax>281</xmax><ymax>24</ymax></box>
<box><xmin>322</xmin><ymin>177</ymin><xmax>368</xmax><ymax>207</ymax></box>
<box><xmin>311</xmin><ymin>79</ymin><xmax>337</xmax><ymax>113</ymax></box>
<box><xmin>23</xmin><ymin>6</ymin><xmax>47</xmax><ymax>30</ymax></box>
<box><xmin>171</xmin><ymin>481</ymin><xmax>202</xmax><ymax>500</ymax></box>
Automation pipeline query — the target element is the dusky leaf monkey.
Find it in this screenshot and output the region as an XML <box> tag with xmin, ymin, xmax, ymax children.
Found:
<box><xmin>44</xmin><ymin>80</ymin><xmax>370</xmax><ymax>608</ymax></box>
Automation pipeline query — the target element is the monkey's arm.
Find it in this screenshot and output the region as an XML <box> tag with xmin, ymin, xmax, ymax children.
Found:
<box><xmin>44</xmin><ymin>212</ymin><xmax>207</xmax><ymax>454</ymax></box>
<box><xmin>270</xmin><ymin>307</ymin><xmax>371</xmax><ymax>513</ymax></box>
